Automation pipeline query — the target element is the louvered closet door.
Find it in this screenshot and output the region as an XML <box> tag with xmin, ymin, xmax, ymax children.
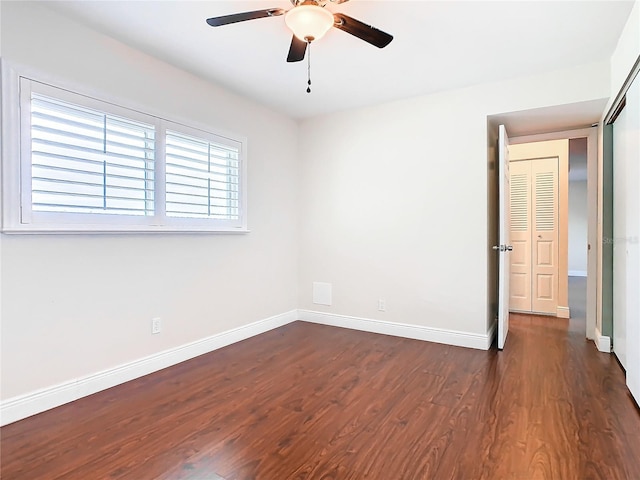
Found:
<box><xmin>509</xmin><ymin>161</ymin><xmax>532</xmax><ymax>312</ymax></box>
<box><xmin>531</xmin><ymin>157</ymin><xmax>559</xmax><ymax>314</ymax></box>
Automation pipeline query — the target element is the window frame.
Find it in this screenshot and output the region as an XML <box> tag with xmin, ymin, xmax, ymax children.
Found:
<box><xmin>1</xmin><ymin>63</ymin><xmax>249</xmax><ymax>234</ymax></box>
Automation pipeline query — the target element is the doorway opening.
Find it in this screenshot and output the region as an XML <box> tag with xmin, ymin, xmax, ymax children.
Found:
<box><xmin>487</xmin><ymin>99</ymin><xmax>607</xmax><ymax>348</ymax></box>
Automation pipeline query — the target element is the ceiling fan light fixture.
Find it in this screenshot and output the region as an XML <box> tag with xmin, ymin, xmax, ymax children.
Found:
<box><xmin>285</xmin><ymin>5</ymin><xmax>334</xmax><ymax>42</ymax></box>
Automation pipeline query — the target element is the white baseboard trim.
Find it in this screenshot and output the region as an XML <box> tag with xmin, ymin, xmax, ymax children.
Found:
<box><xmin>298</xmin><ymin>310</ymin><xmax>493</xmax><ymax>351</ymax></box>
<box><xmin>568</xmin><ymin>270</ymin><xmax>588</xmax><ymax>277</ymax></box>
<box><xmin>557</xmin><ymin>306</ymin><xmax>570</xmax><ymax>319</ymax></box>
<box><xmin>1</xmin><ymin>309</ymin><xmax>498</xmax><ymax>426</ymax></box>
<box><xmin>0</xmin><ymin>310</ymin><xmax>298</xmax><ymax>427</ymax></box>
<box><xmin>594</xmin><ymin>327</ymin><xmax>611</xmax><ymax>353</ymax></box>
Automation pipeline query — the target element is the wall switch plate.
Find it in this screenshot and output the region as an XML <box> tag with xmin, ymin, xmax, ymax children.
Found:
<box><xmin>378</xmin><ymin>299</ymin><xmax>386</xmax><ymax>312</ymax></box>
<box><xmin>152</xmin><ymin>317</ymin><xmax>161</xmax><ymax>334</ymax></box>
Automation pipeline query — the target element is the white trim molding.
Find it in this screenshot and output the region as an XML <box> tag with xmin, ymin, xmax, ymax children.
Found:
<box><xmin>568</xmin><ymin>270</ymin><xmax>588</xmax><ymax>277</ymax></box>
<box><xmin>1</xmin><ymin>309</ymin><xmax>498</xmax><ymax>426</ymax></box>
<box><xmin>298</xmin><ymin>310</ymin><xmax>494</xmax><ymax>351</ymax></box>
<box><xmin>557</xmin><ymin>306</ymin><xmax>571</xmax><ymax>319</ymax></box>
<box><xmin>0</xmin><ymin>310</ymin><xmax>297</xmax><ymax>426</ymax></box>
<box><xmin>594</xmin><ymin>327</ymin><xmax>612</xmax><ymax>353</ymax></box>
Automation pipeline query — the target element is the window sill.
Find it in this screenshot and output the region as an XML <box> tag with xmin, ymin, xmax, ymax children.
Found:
<box><xmin>1</xmin><ymin>225</ymin><xmax>250</xmax><ymax>235</ymax></box>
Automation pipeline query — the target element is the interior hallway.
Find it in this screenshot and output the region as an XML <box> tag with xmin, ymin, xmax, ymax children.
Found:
<box><xmin>568</xmin><ymin>275</ymin><xmax>587</xmax><ymax>328</ymax></box>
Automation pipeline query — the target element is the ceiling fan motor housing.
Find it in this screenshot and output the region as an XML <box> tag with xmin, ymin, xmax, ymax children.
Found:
<box><xmin>285</xmin><ymin>1</ymin><xmax>335</xmax><ymax>43</ymax></box>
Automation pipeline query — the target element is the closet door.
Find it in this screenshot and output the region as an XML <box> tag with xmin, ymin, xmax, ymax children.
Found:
<box><xmin>509</xmin><ymin>161</ymin><xmax>532</xmax><ymax>311</ymax></box>
<box><xmin>613</xmin><ymin>105</ymin><xmax>628</xmax><ymax>369</ymax></box>
<box><xmin>625</xmin><ymin>75</ymin><xmax>640</xmax><ymax>403</ymax></box>
<box><xmin>509</xmin><ymin>157</ymin><xmax>559</xmax><ymax>314</ymax></box>
<box><xmin>531</xmin><ymin>157</ymin><xmax>559</xmax><ymax>314</ymax></box>
<box><xmin>613</xmin><ymin>74</ymin><xmax>639</xmax><ymax>375</ymax></box>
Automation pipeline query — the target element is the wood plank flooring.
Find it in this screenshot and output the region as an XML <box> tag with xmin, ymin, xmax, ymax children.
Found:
<box><xmin>2</xmin><ymin>314</ymin><xmax>639</xmax><ymax>479</ymax></box>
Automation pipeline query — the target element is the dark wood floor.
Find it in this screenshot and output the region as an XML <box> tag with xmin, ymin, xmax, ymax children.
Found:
<box><xmin>2</xmin><ymin>314</ymin><xmax>639</xmax><ymax>479</ymax></box>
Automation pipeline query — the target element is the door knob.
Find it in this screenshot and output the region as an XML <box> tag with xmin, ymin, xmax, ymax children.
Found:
<box><xmin>506</xmin><ymin>245</ymin><xmax>513</xmax><ymax>251</ymax></box>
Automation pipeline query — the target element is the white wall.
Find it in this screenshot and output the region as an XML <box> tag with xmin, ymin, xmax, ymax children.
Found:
<box><xmin>298</xmin><ymin>62</ymin><xmax>610</xmax><ymax>337</ymax></box>
<box><xmin>569</xmin><ymin>181</ymin><xmax>588</xmax><ymax>276</ymax></box>
<box><xmin>0</xmin><ymin>2</ymin><xmax>299</xmax><ymax>400</ymax></box>
<box><xmin>610</xmin><ymin>1</ymin><xmax>640</xmax><ymax>105</ymax></box>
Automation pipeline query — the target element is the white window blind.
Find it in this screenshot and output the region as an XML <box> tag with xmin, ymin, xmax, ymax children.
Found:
<box><xmin>30</xmin><ymin>94</ymin><xmax>155</xmax><ymax>216</ymax></box>
<box><xmin>165</xmin><ymin>130</ymin><xmax>240</xmax><ymax>220</ymax></box>
<box><xmin>4</xmin><ymin>75</ymin><xmax>247</xmax><ymax>233</ymax></box>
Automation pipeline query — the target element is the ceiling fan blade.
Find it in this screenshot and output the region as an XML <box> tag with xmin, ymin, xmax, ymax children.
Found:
<box><xmin>287</xmin><ymin>35</ymin><xmax>307</xmax><ymax>63</ymax></box>
<box><xmin>206</xmin><ymin>8</ymin><xmax>285</xmax><ymax>27</ymax></box>
<box><xmin>333</xmin><ymin>13</ymin><xmax>393</xmax><ymax>48</ymax></box>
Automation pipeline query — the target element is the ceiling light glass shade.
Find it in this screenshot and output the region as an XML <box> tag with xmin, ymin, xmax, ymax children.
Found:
<box><xmin>285</xmin><ymin>5</ymin><xmax>334</xmax><ymax>42</ymax></box>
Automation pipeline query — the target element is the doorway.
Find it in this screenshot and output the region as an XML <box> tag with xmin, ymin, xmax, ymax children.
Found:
<box><xmin>487</xmin><ymin>113</ymin><xmax>602</xmax><ymax>345</ymax></box>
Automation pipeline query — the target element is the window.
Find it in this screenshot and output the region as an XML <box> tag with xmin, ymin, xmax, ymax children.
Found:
<box><xmin>30</xmin><ymin>93</ymin><xmax>156</xmax><ymax>217</ymax></box>
<box><xmin>2</xmin><ymin>76</ymin><xmax>247</xmax><ymax>233</ymax></box>
<box><xmin>165</xmin><ymin>130</ymin><xmax>240</xmax><ymax>221</ymax></box>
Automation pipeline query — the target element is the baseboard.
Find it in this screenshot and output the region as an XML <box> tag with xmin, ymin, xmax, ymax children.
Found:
<box><xmin>298</xmin><ymin>310</ymin><xmax>493</xmax><ymax>351</ymax></box>
<box><xmin>594</xmin><ymin>327</ymin><xmax>611</xmax><ymax>353</ymax></box>
<box><xmin>568</xmin><ymin>270</ymin><xmax>588</xmax><ymax>277</ymax></box>
<box><xmin>0</xmin><ymin>309</ymin><xmax>499</xmax><ymax>425</ymax></box>
<box><xmin>0</xmin><ymin>310</ymin><xmax>298</xmax><ymax>426</ymax></box>
<box><xmin>557</xmin><ymin>306</ymin><xmax>570</xmax><ymax>319</ymax></box>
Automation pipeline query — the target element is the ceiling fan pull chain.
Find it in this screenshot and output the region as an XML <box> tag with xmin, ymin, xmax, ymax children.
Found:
<box><xmin>307</xmin><ymin>40</ymin><xmax>312</xmax><ymax>93</ymax></box>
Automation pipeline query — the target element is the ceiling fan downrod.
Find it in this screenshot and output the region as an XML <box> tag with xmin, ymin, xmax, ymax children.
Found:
<box><xmin>307</xmin><ymin>40</ymin><xmax>312</xmax><ymax>93</ymax></box>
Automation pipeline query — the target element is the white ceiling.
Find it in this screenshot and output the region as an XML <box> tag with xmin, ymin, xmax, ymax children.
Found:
<box><xmin>44</xmin><ymin>0</ymin><xmax>635</xmax><ymax>120</ymax></box>
<box><xmin>490</xmin><ymin>98</ymin><xmax>608</xmax><ymax>137</ymax></box>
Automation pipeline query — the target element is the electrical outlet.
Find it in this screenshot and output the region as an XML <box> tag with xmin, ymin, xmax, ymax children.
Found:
<box><xmin>152</xmin><ymin>317</ymin><xmax>162</xmax><ymax>334</ymax></box>
<box><xmin>378</xmin><ymin>299</ymin><xmax>386</xmax><ymax>312</ymax></box>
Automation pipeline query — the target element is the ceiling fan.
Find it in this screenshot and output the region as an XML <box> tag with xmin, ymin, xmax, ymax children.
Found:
<box><xmin>205</xmin><ymin>0</ymin><xmax>393</xmax><ymax>64</ymax></box>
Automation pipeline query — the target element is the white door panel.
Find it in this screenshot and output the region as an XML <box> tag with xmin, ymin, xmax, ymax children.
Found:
<box><xmin>613</xmin><ymin>74</ymin><xmax>639</xmax><ymax>399</ymax></box>
<box><xmin>509</xmin><ymin>162</ymin><xmax>531</xmax><ymax>311</ymax></box>
<box><xmin>628</xmin><ymin>75</ymin><xmax>640</xmax><ymax>404</ymax></box>
<box><xmin>613</xmin><ymin>103</ymin><xmax>629</xmax><ymax>370</ymax></box>
<box><xmin>497</xmin><ymin>125</ymin><xmax>511</xmax><ymax>350</ymax></box>
<box><xmin>531</xmin><ymin>158</ymin><xmax>559</xmax><ymax>314</ymax></box>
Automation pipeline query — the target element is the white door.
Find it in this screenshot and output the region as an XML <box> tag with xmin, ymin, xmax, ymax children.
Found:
<box><xmin>508</xmin><ymin>158</ymin><xmax>559</xmax><ymax>315</ymax></box>
<box><xmin>509</xmin><ymin>160</ymin><xmax>532</xmax><ymax>312</ymax></box>
<box><xmin>613</xmin><ymin>74</ymin><xmax>640</xmax><ymax>397</ymax></box>
<box><xmin>531</xmin><ymin>157</ymin><xmax>560</xmax><ymax>314</ymax></box>
<box><xmin>613</xmin><ymin>104</ymin><xmax>629</xmax><ymax>369</ymax></box>
<box><xmin>507</xmin><ymin>140</ymin><xmax>568</xmax><ymax>317</ymax></box>
<box><xmin>497</xmin><ymin>125</ymin><xmax>511</xmax><ymax>350</ymax></box>
<box><xmin>627</xmin><ymin>75</ymin><xmax>640</xmax><ymax>403</ymax></box>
